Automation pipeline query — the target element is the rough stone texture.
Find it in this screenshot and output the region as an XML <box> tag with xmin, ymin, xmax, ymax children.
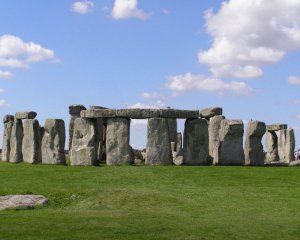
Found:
<box><xmin>70</xmin><ymin>118</ymin><xmax>97</xmax><ymax>166</ymax></box>
<box><xmin>183</xmin><ymin>119</ymin><xmax>209</xmax><ymax>165</ymax></box>
<box><xmin>200</xmin><ymin>107</ymin><xmax>223</xmax><ymax>119</ymax></box>
<box><xmin>265</xmin><ymin>162</ymin><xmax>289</xmax><ymax>167</ymax></box>
<box><xmin>22</xmin><ymin>119</ymin><xmax>41</xmax><ymax>164</ymax></box>
<box><xmin>290</xmin><ymin>160</ymin><xmax>300</xmax><ymax>166</ymax></box>
<box><xmin>266</xmin><ymin>124</ymin><xmax>287</xmax><ymax>131</ymax></box>
<box><xmin>90</xmin><ymin>106</ymin><xmax>108</xmax><ymax>110</ymax></box>
<box><xmin>15</xmin><ymin>111</ymin><xmax>37</xmax><ymax>120</ymax></box>
<box><xmin>0</xmin><ymin>195</ymin><xmax>48</xmax><ymax>210</ymax></box>
<box><xmin>9</xmin><ymin>119</ymin><xmax>23</xmax><ymax>163</ymax></box>
<box><xmin>81</xmin><ymin>109</ymin><xmax>199</xmax><ymax>119</ymax></box>
<box><xmin>278</xmin><ymin>128</ymin><xmax>295</xmax><ymax>163</ymax></box>
<box><xmin>3</xmin><ymin>114</ymin><xmax>14</xmax><ymax>123</ymax></box>
<box><xmin>217</xmin><ymin>120</ymin><xmax>245</xmax><ymax>165</ymax></box>
<box><xmin>41</xmin><ymin>119</ymin><xmax>66</xmax><ymax>165</ymax></box>
<box><xmin>95</xmin><ymin>118</ymin><xmax>104</xmax><ymax>162</ymax></box>
<box><xmin>265</xmin><ymin>131</ymin><xmax>279</xmax><ymax>163</ymax></box>
<box><xmin>146</xmin><ymin>118</ymin><xmax>173</xmax><ymax>165</ymax></box>
<box><xmin>176</xmin><ymin>132</ymin><xmax>182</xmax><ymax>153</ymax></box>
<box><xmin>209</xmin><ymin>115</ymin><xmax>224</xmax><ymax>165</ymax></box>
<box><xmin>244</xmin><ymin>121</ymin><xmax>266</xmax><ymax>166</ymax></box>
<box><xmin>168</xmin><ymin>118</ymin><xmax>177</xmax><ymax>148</ymax></box>
<box><xmin>106</xmin><ymin>118</ymin><xmax>133</xmax><ymax>165</ymax></box>
<box><xmin>69</xmin><ymin>104</ymin><xmax>86</xmax><ymax>151</ymax></box>
<box><xmin>173</xmin><ymin>154</ymin><xmax>183</xmax><ymax>166</ymax></box>
<box><xmin>2</xmin><ymin>115</ymin><xmax>14</xmax><ymax>161</ymax></box>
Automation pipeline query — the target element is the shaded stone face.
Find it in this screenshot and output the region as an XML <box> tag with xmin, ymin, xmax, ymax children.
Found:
<box><xmin>70</xmin><ymin>118</ymin><xmax>96</xmax><ymax>166</ymax></box>
<box><xmin>2</xmin><ymin>116</ymin><xmax>14</xmax><ymax>162</ymax></box>
<box><xmin>41</xmin><ymin>119</ymin><xmax>66</xmax><ymax>165</ymax></box>
<box><xmin>22</xmin><ymin>119</ymin><xmax>41</xmax><ymax>164</ymax></box>
<box><xmin>146</xmin><ymin>118</ymin><xmax>173</xmax><ymax>165</ymax></box>
<box><xmin>265</xmin><ymin>131</ymin><xmax>279</xmax><ymax>163</ymax></box>
<box><xmin>106</xmin><ymin>118</ymin><xmax>133</xmax><ymax>165</ymax></box>
<box><xmin>200</xmin><ymin>107</ymin><xmax>223</xmax><ymax>119</ymax></box>
<box><xmin>15</xmin><ymin>111</ymin><xmax>37</xmax><ymax>120</ymax></box>
<box><xmin>217</xmin><ymin>119</ymin><xmax>245</xmax><ymax>165</ymax></box>
<box><xmin>244</xmin><ymin>121</ymin><xmax>266</xmax><ymax>166</ymax></box>
<box><xmin>176</xmin><ymin>132</ymin><xmax>182</xmax><ymax>153</ymax></box>
<box><xmin>167</xmin><ymin>118</ymin><xmax>177</xmax><ymax>148</ymax></box>
<box><xmin>209</xmin><ymin>115</ymin><xmax>224</xmax><ymax>165</ymax></box>
<box><xmin>9</xmin><ymin>119</ymin><xmax>23</xmax><ymax>163</ymax></box>
<box><xmin>69</xmin><ymin>104</ymin><xmax>86</xmax><ymax>151</ymax></box>
<box><xmin>183</xmin><ymin>119</ymin><xmax>209</xmax><ymax>165</ymax></box>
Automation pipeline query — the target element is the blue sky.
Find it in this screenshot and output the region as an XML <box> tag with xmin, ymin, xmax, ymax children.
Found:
<box><xmin>0</xmin><ymin>0</ymin><xmax>299</xmax><ymax>150</ymax></box>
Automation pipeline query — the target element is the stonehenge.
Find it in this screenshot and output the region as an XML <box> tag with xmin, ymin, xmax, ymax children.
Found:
<box><xmin>1</xmin><ymin>105</ymin><xmax>297</xmax><ymax>167</ymax></box>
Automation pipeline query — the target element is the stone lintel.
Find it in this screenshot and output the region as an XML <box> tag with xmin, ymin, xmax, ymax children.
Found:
<box><xmin>266</xmin><ymin>124</ymin><xmax>287</xmax><ymax>131</ymax></box>
<box><xmin>15</xmin><ymin>111</ymin><xmax>37</xmax><ymax>120</ymax></box>
<box><xmin>199</xmin><ymin>107</ymin><xmax>223</xmax><ymax>119</ymax></box>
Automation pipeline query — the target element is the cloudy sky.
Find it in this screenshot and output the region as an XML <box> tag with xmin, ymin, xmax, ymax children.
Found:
<box><xmin>0</xmin><ymin>0</ymin><xmax>299</xmax><ymax>149</ymax></box>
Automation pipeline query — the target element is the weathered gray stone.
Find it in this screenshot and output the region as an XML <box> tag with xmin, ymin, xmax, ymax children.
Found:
<box><xmin>82</xmin><ymin>109</ymin><xmax>117</xmax><ymax>118</ymax></box>
<box><xmin>41</xmin><ymin>119</ymin><xmax>66</xmax><ymax>165</ymax></box>
<box><xmin>265</xmin><ymin>131</ymin><xmax>279</xmax><ymax>163</ymax></box>
<box><xmin>168</xmin><ymin>118</ymin><xmax>177</xmax><ymax>148</ymax></box>
<box><xmin>146</xmin><ymin>118</ymin><xmax>173</xmax><ymax>165</ymax></box>
<box><xmin>209</xmin><ymin>115</ymin><xmax>224</xmax><ymax>165</ymax></box>
<box><xmin>200</xmin><ymin>107</ymin><xmax>223</xmax><ymax>119</ymax></box>
<box><xmin>3</xmin><ymin>114</ymin><xmax>14</xmax><ymax>123</ymax></box>
<box><xmin>106</xmin><ymin>118</ymin><xmax>133</xmax><ymax>165</ymax></box>
<box><xmin>176</xmin><ymin>132</ymin><xmax>182</xmax><ymax>154</ymax></box>
<box><xmin>70</xmin><ymin>118</ymin><xmax>97</xmax><ymax>166</ymax></box>
<box><xmin>0</xmin><ymin>195</ymin><xmax>48</xmax><ymax>210</ymax></box>
<box><xmin>15</xmin><ymin>111</ymin><xmax>37</xmax><ymax>120</ymax></box>
<box><xmin>173</xmin><ymin>154</ymin><xmax>183</xmax><ymax>166</ymax></box>
<box><xmin>95</xmin><ymin>118</ymin><xmax>104</xmax><ymax>162</ymax></box>
<box><xmin>2</xmin><ymin>115</ymin><xmax>14</xmax><ymax>161</ymax></box>
<box><xmin>116</xmin><ymin>109</ymin><xmax>160</xmax><ymax>119</ymax></box>
<box><xmin>9</xmin><ymin>119</ymin><xmax>23</xmax><ymax>163</ymax></box>
<box><xmin>217</xmin><ymin>120</ymin><xmax>245</xmax><ymax>165</ymax></box>
<box><xmin>278</xmin><ymin>128</ymin><xmax>295</xmax><ymax>163</ymax></box>
<box><xmin>90</xmin><ymin>105</ymin><xmax>108</xmax><ymax>110</ymax></box>
<box><xmin>266</xmin><ymin>124</ymin><xmax>287</xmax><ymax>131</ymax></box>
<box><xmin>290</xmin><ymin>160</ymin><xmax>300</xmax><ymax>166</ymax></box>
<box><xmin>183</xmin><ymin>119</ymin><xmax>209</xmax><ymax>165</ymax></box>
<box><xmin>159</xmin><ymin>109</ymin><xmax>198</xmax><ymax>119</ymax></box>
<box><xmin>22</xmin><ymin>119</ymin><xmax>40</xmax><ymax>164</ymax></box>
<box><xmin>244</xmin><ymin>121</ymin><xmax>266</xmax><ymax>166</ymax></box>
<box><xmin>69</xmin><ymin>104</ymin><xmax>86</xmax><ymax>151</ymax></box>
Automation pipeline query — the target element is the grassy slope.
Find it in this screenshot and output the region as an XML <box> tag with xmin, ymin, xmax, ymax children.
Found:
<box><xmin>0</xmin><ymin>162</ymin><xmax>300</xmax><ymax>240</ymax></box>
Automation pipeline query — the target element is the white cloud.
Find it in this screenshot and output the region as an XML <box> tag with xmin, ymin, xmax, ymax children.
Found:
<box><xmin>199</xmin><ymin>0</ymin><xmax>300</xmax><ymax>79</ymax></box>
<box><xmin>141</xmin><ymin>92</ymin><xmax>160</xmax><ymax>99</ymax></box>
<box><xmin>127</xmin><ymin>100</ymin><xmax>165</xmax><ymax>109</ymax></box>
<box><xmin>131</xmin><ymin>119</ymin><xmax>147</xmax><ymax>129</ymax></box>
<box><xmin>0</xmin><ymin>99</ymin><xmax>9</xmax><ymax>107</ymax></box>
<box><xmin>166</xmin><ymin>72</ymin><xmax>253</xmax><ymax>96</ymax></box>
<box><xmin>71</xmin><ymin>1</ymin><xmax>94</xmax><ymax>14</ymax></box>
<box><xmin>0</xmin><ymin>70</ymin><xmax>12</xmax><ymax>79</ymax></box>
<box><xmin>112</xmin><ymin>0</ymin><xmax>149</xmax><ymax>20</ymax></box>
<box><xmin>288</xmin><ymin>76</ymin><xmax>300</xmax><ymax>85</ymax></box>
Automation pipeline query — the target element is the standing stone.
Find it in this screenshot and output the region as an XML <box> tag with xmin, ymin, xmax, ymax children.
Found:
<box><xmin>183</xmin><ymin>119</ymin><xmax>209</xmax><ymax>165</ymax></box>
<box><xmin>278</xmin><ymin>128</ymin><xmax>295</xmax><ymax>163</ymax></box>
<box><xmin>217</xmin><ymin>120</ymin><xmax>245</xmax><ymax>165</ymax></box>
<box><xmin>2</xmin><ymin>115</ymin><xmax>14</xmax><ymax>161</ymax></box>
<box><xmin>278</xmin><ymin>129</ymin><xmax>287</xmax><ymax>161</ymax></box>
<box><xmin>265</xmin><ymin>131</ymin><xmax>279</xmax><ymax>163</ymax></box>
<box><xmin>244</xmin><ymin>121</ymin><xmax>266</xmax><ymax>166</ymax></box>
<box><xmin>106</xmin><ymin>118</ymin><xmax>133</xmax><ymax>165</ymax></box>
<box><xmin>22</xmin><ymin>119</ymin><xmax>40</xmax><ymax>164</ymax></box>
<box><xmin>70</xmin><ymin>118</ymin><xmax>96</xmax><ymax>166</ymax></box>
<box><xmin>69</xmin><ymin>104</ymin><xmax>86</xmax><ymax>151</ymax></box>
<box><xmin>209</xmin><ymin>115</ymin><xmax>224</xmax><ymax>164</ymax></box>
<box><xmin>41</xmin><ymin>119</ymin><xmax>66</xmax><ymax>165</ymax></box>
<box><xmin>9</xmin><ymin>119</ymin><xmax>23</xmax><ymax>163</ymax></box>
<box><xmin>146</xmin><ymin>118</ymin><xmax>173</xmax><ymax>165</ymax></box>
<box><xmin>176</xmin><ymin>132</ymin><xmax>182</xmax><ymax>153</ymax></box>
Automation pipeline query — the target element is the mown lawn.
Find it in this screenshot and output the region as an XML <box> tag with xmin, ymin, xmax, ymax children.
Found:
<box><xmin>0</xmin><ymin>162</ymin><xmax>300</xmax><ymax>240</ymax></box>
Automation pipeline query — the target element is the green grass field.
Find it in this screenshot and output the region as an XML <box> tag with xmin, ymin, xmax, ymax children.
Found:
<box><xmin>0</xmin><ymin>162</ymin><xmax>300</xmax><ymax>240</ymax></box>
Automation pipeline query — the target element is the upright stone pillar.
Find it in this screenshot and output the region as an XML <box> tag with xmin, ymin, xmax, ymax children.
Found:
<box><xmin>41</xmin><ymin>119</ymin><xmax>66</xmax><ymax>165</ymax></box>
<box><xmin>9</xmin><ymin>119</ymin><xmax>23</xmax><ymax>163</ymax></box>
<box><xmin>265</xmin><ymin>131</ymin><xmax>279</xmax><ymax>163</ymax></box>
<box><xmin>244</xmin><ymin>121</ymin><xmax>266</xmax><ymax>166</ymax></box>
<box><xmin>217</xmin><ymin>119</ymin><xmax>245</xmax><ymax>165</ymax></box>
<box><xmin>146</xmin><ymin>118</ymin><xmax>173</xmax><ymax>165</ymax></box>
<box><xmin>278</xmin><ymin>129</ymin><xmax>287</xmax><ymax>161</ymax></box>
<box><xmin>168</xmin><ymin>118</ymin><xmax>177</xmax><ymax>149</ymax></box>
<box><xmin>106</xmin><ymin>118</ymin><xmax>133</xmax><ymax>165</ymax></box>
<box><xmin>209</xmin><ymin>115</ymin><xmax>224</xmax><ymax>165</ymax></box>
<box><xmin>22</xmin><ymin>119</ymin><xmax>41</xmax><ymax>164</ymax></box>
<box><xmin>176</xmin><ymin>132</ymin><xmax>182</xmax><ymax>153</ymax></box>
<box><xmin>2</xmin><ymin>115</ymin><xmax>14</xmax><ymax>162</ymax></box>
<box><xmin>183</xmin><ymin>119</ymin><xmax>209</xmax><ymax>165</ymax></box>
<box><xmin>278</xmin><ymin>128</ymin><xmax>295</xmax><ymax>163</ymax></box>
<box><xmin>70</xmin><ymin>118</ymin><xmax>96</xmax><ymax>166</ymax></box>
<box><xmin>69</xmin><ymin>105</ymin><xmax>86</xmax><ymax>151</ymax></box>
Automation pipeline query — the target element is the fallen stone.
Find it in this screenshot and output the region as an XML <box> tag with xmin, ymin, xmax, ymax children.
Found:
<box><xmin>266</xmin><ymin>124</ymin><xmax>287</xmax><ymax>131</ymax></box>
<box><xmin>15</xmin><ymin>111</ymin><xmax>37</xmax><ymax>120</ymax></box>
<box><xmin>146</xmin><ymin>118</ymin><xmax>173</xmax><ymax>165</ymax></box>
<box><xmin>41</xmin><ymin>119</ymin><xmax>66</xmax><ymax>165</ymax></box>
<box><xmin>217</xmin><ymin>119</ymin><xmax>245</xmax><ymax>165</ymax></box>
<box><xmin>290</xmin><ymin>160</ymin><xmax>300</xmax><ymax>166</ymax></box>
<box><xmin>265</xmin><ymin>131</ymin><xmax>279</xmax><ymax>163</ymax></box>
<box><xmin>0</xmin><ymin>195</ymin><xmax>48</xmax><ymax>210</ymax></box>
<box><xmin>106</xmin><ymin>118</ymin><xmax>133</xmax><ymax>165</ymax></box>
<box><xmin>2</xmin><ymin>115</ymin><xmax>14</xmax><ymax>161</ymax></box>
<box><xmin>244</xmin><ymin>121</ymin><xmax>266</xmax><ymax>166</ymax></box>
<box><xmin>183</xmin><ymin>119</ymin><xmax>209</xmax><ymax>165</ymax></box>
<box><xmin>9</xmin><ymin>119</ymin><xmax>23</xmax><ymax>163</ymax></box>
<box><xmin>209</xmin><ymin>115</ymin><xmax>224</xmax><ymax>165</ymax></box>
<box><xmin>265</xmin><ymin>162</ymin><xmax>289</xmax><ymax>167</ymax></box>
<box><xmin>200</xmin><ymin>107</ymin><xmax>223</xmax><ymax>119</ymax></box>
<box><xmin>70</xmin><ymin>118</ymin><xmax>97</xmax><ymax>166</ymax></box>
